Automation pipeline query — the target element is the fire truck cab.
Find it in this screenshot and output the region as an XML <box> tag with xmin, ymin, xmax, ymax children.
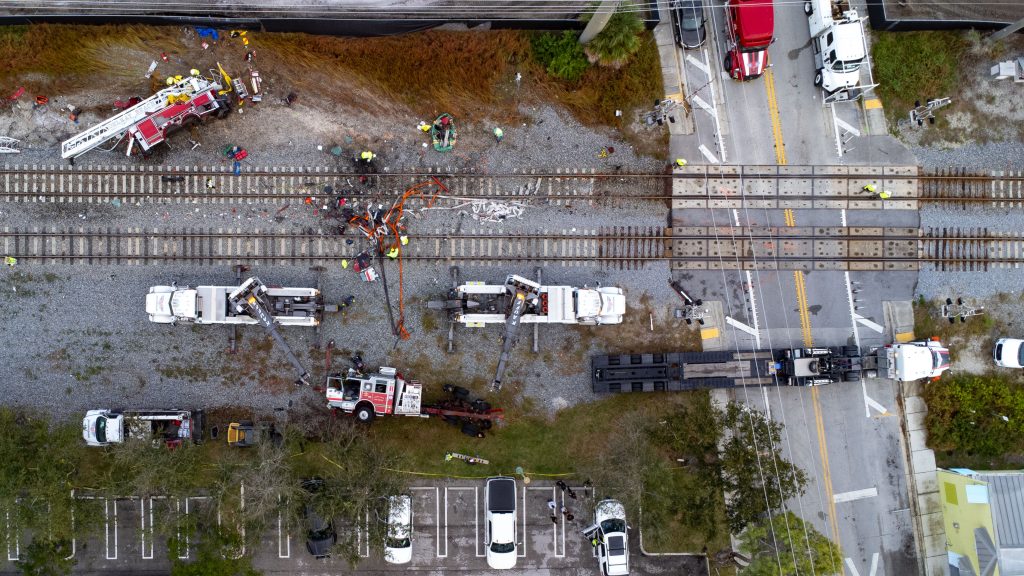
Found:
<box><xmin>326</xmin><ymin>367</ymin><xmax>423</xmax><ymax>423</ymax></box>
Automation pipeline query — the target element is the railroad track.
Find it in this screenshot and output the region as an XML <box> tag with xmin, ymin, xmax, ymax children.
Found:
<box><xmin>4</xmin><ymin>225</ymin><xmax>1022</xmax><ymax>272</ymax></box>
<box><xmin>2</xmin><ymin>165</ymin><xmax>1023</xmax><ymax>206</ymax></box>
<box><xmin>0</xmin><ymin>226</ymin><xmax>666</xmax><ymax>269</ymax></box>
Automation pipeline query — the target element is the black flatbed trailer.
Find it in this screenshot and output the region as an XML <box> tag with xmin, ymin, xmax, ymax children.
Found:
<box><xmin>592</xmin><ymin>347</ymin><xmax>866</xmax><ymax>393</ymax></box>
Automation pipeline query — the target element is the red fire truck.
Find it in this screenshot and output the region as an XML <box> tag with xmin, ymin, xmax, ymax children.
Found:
<box><xmin>325</xmin><ymin>367</ymin><xmax>503</xmax><ymax>437</ymax></box>
<box><xmin>723</xmin><ymin>0</ymin><xmax>775</xmax><ymax>81</ymax></box>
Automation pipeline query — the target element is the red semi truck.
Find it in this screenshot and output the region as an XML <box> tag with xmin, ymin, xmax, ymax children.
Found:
<box><xmin>723</xmin><ymin>0</ymin><xmax>775</xmax><ymax>81</ymax></box>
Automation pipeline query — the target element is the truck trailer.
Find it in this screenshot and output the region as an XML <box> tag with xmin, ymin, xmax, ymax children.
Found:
<box><xmin>592</xmin><ymin>340</ymin><xmax>950</xmax><ymax>393</ymax></box>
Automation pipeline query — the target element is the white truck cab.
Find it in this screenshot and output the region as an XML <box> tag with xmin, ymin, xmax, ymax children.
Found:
<box><xmin>485</xmin><ymin>476</ymin><xmax>517</xmax><ymax>569</ymax></box>
<box><xmin>805</xmin><ymin>0</ymin><xmax>866</xmax><ymax>96</ymax></box>
<box><xmin>886</xmin><ymin>340</ymin><xmax>950</xmax><ymax>381</ymax></box>
<box><xmin>146</xmin><ymin>280</ymin><xmax>321</xmax><ymax>326</ymax></box>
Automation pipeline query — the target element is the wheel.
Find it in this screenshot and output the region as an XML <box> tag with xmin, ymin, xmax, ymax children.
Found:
<box><xmin>844</xmin><ymin>371</ymin><xmax>861</xmax><ymax>382</ymax></box>
<box><xmin>814</xmin><ymin>71</ymin><xmax>823</xmax><ymax>87</ymax></box>
<box><xmin>804</xmin><ymin>1</ymin><xmax>812</xmax><ymax>15</ymax></box>
<box><xmin>480</xmin><ymin>419</ymin><xmax>493</xmax><ymax>430</ymax></box>
<box><xmin>843</xmin><ymin>345</ymin><xmax>860</xmax><ymax>358</ymax></box>
<box><xmin>354</xmin><ymin>405</ymin><xmax>375</xmax><ymax>424</ymax></box>
<box><xmin>471</xmin><ymin>399</ymin><xmax>492</xmax><ymax>413</ymax></box>
<box><xmin>723</xmin><ymin>53</ymin><xmax>733</xmax><ymax>74</ymax></box>
<box><xmin>448</xmin><ymin>385</ymin><xmax>470</xmax><ymax>400</ymax></box>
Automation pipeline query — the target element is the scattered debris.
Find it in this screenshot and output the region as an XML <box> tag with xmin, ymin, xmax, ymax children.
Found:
<box><xmin>0</xmin><ymin>137</ymin><xmax>21</xmax><ymax>154</ymax></box>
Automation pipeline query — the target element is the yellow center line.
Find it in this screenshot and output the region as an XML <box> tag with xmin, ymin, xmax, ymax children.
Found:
<box><xmin>793</xmin><ymin>270</ymin><xmax>813</xmax><ymax>347</ymax></box>
<box><xmin>764</xmin><ymin>68</ymin><xmax>787</xmax><ymax>166</ymax></box>
<box><xmin>784</xmin><ymin>208</ymin><xmax>795</xmax><ymax>227</ymax></box>
<box><xmin>812</xmin><ymin>387</ymin><xmax>842</xmax><ymax>546</ymax></box>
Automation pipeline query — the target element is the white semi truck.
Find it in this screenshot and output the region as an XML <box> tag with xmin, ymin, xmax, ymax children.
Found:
<box><xmin>805</xmin><ymin>0</ymin><xmax>867</xmax><ymax>99</ymax></box>
<box><xmin>146</xmin><ymin>277</ymin><xmax>323</xmax><ymax>326</ymax></box>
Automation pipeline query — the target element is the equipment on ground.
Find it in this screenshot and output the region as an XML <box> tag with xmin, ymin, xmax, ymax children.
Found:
<box><xmin>941</xmin><ymin>297</ymin><xmax>985</xmax><ymax>324</ymax></box>
<box><xmin>428</xmin><ymin>270</ymin><xmax>626</xmax><ymax>390</ymax></box>
<box><xmin>147</xmin><ymin>275</ymin><xmax>335</xmax><ymax>385</ymax></box>
<box><xmin>805</xmin><ymin>0</ymin><xmax>869</xmax><ymax>101</ymax></box>
<box><xmin>61</xmin><ymin>75</ymin><xmax>226</xmax><ymax>162</ymax></box>
<box><xmin>431</xmin><ymin>113</ymin><xmax>457</xmax><ymax>152</ymax></box>
<box><xmin>82</xmin><ymin>409</ymin><xmax>204</xmax><ymax>447</ymax></box>
<box><xmin>227</xmin><ymin>421</ymin><xmax>281</xmax><ymax>447</ymax></box>
<box><xmin>723</xmin><ymin>0</ymin><xmax>774</xmax><ymax>81</ymax></box>
<box><xmin>325</xmin><ymin>367</ymin><xmax>503</xmax><ymax>437</ymax></box>
<box><xmin>591</xmin><ymin>339</ymin><xmax>951</xmax><ymax>392</ymax></box>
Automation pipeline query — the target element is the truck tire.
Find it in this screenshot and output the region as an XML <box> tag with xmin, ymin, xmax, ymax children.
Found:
<box><xmin>471</xmin><ymin>399</ymin><xmax>492</xmax><ymax>413</ymax></box>
<box><xmin>844</xmin><ymin>371</ymin><xmax>861</xmax><ymax>382</ymax></box>
<box><xmin>843</xmin><ymin>345</ymin><xmax>860</xmax><ymax>358</ymax></box>
<box><xmin>354</xmin><ymin>405</ymin><xmax>375</xmax><ymax>424</ymax></box>
<box><xmin>814</xmin><ymin>71</ymin><xmax>823</xmax><ymax>87</ymax></box>
<box><xmin>723</xmin><ymin>53</ymin><xmax>733</xmax><ymax>74</ymax></box>
<box><xmin>804</xmin><ymin>1</ymin><xmax>812</xmax><ymax>15</ymax></box>
<box><xmin>447</xmin><ymin>385</ymin><xmax>470</xmax><ymax>400</ymax></box>
<box><xmin>461</xmin><ymin>423</ymin><xmax>483</xmax><ymax>438</ymax></box>
<box><xmin>480</xmin><ymin>419</ymin><xmax>493</xmax><ymax>430</ymax></box>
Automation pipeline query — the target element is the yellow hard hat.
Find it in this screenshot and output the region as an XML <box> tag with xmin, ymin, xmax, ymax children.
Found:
<box><xmin>166</xmin><ymin>77</ymin><xmax>175</xmax><ymax>86</ymax></box>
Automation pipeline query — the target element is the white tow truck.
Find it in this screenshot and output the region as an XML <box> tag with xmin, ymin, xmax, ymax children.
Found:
<box><xmin>429</xmin><ymin>272</ymin><xmax>626</xmax><ymax>389</ymax></box>
<box><xmin>805</xmin><ymin>0</ymin><xmax>868</xmax><ymax>100</ymax></box>
<box><xmin>82</xmin><ymin>409</ymin><xmax>204</xmax><ymax>447</ymax></box>
<box><xmin>146</xmin><ymin>278</ymin><xmax>323</xmax><ymax>326</ymax></box>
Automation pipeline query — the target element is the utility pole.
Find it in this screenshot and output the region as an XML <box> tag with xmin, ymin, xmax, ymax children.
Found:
<box><xmin>988</xmin><ymin>16</ymin><xmax>1024</xmax><ymax>43</ymax></box>
<box><xmin>579</xmin><ymin>0</ymin><xmax>621</xmax><ymax>44</ymax></box>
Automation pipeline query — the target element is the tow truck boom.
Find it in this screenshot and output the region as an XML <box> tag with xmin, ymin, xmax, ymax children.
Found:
<box><xmin>228</xmin><ymin>277</ymin><xmax>311</xmax><ymax>385</ymax></box>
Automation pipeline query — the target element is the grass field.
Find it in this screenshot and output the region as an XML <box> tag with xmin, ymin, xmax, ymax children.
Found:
<box><xmin>871</xmin><ymin>31</ymin><xmax>968</xmax><ymax>127</ymax></box>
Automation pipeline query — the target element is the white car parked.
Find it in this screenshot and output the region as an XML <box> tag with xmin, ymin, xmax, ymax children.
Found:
<box><xmin>994</xmin><ymin>338</ymin><xmax>1024</xmax><ymax>368</ymax></box>
<box><xmin>593</xmin><ymin>499</ymin><xmax>630</xmax><ymax>576</ymax></box>
<box><xmin>485</xmin><ymin>476</ymin><xmax>517</xmax><ymax>569</ymax></box>
<box><xmin>384</xmin><ymin>494</ymin><xmax>413</xmax><ymax>564</ymax></box>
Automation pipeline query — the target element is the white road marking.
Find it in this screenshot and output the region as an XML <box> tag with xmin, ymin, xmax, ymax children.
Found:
<box><xmin>743</xmin><ymin>271</ymin><xmax>762</xmax><ymax>349</ymax></box>
<box><xmin>726</xmin><ymin>316</ymin><xmax>758</xmax><ymax>337</ymax></box>
<box><xmin>106</xmin><ymin>498</ymin><xmax>118</xmax><ymax>560</ymax></box>
<box><xmin>835</xmin><ymin>115</ymin><xmax>862</xmax><ymax>137</ymax></box>
<box><xmin>866</xmin><ymin>396</ymin><xmax>890</xmax><ymax>416</ymax></box>
<box><xmin>277</xmin><ymin>494</ymin><xmax>290</xmax><ymax>559</ymax></box>
<box><xmin>685</xmin><ymin>53</ymin><xmax>709</xmax><ymax>76</ymax></box>
<box><xmin>6</xmin><ymin>509</ymin><xmax>19</xmax><ymax>561</ymax></box>
<box><xmin>845</xmin><ymin>552</ymin><xmax>881</xmax><ymax>576</ymax></box>
<box><xmin>829</xmin><ymin>103</ymin><xmax>844</xmax><ymax>158</ymax></box>
<box><xmin>854</xmin><ymin>314</ymin><xmax>885</xmax><ymax>333</ymax></box>
<box><xmin>691</xmin><ymin>94</ymin><xmax>714</xmax><ymax>113</ymax></box>
<box><xmin>698</xmin><ymin>144</ymin><xmax>719</xmax><ymax>164</ymax></box>
<box><xmin>833</xmin><ymin>487</ymin><xmax>878</xmax><ymax>503</ymax></box>
<box><xmin>762</xmin><ymin>387</ymin><xmax>772</xmax><ymax>420</ymax></box>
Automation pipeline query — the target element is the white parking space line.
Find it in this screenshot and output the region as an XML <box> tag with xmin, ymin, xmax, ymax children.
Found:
<box><xmin>833</xmin><ymin>487</ymin><xmax>878</xmax><ymax>504</ymax></box>
<box><xmin>685</xmin><ymin>53</ymin><xmax>709</xmax><ymax>75</ymax></box>
<box><xmin>277</xmin><ymin>494</ymin><xmax>290</xmax><ymax>559</ymax></box>
<box><xmin>830</xmin><ymin>104</ymin><xmax>844</xmax><ymax>158</ymax></box>
<box><xmin>6</xmin><ymin>510</ymin><xmax>20</xmax><ymax>561</ymax></box>
<box><xmin>691</xmin><ymin>94</ymin><xmax>713</xmax><ymax>113</ymax></box>
<box><xmin>105</xmin><ymin>498</ymin><xmax>118</xmax><ymax>560</ymax></box>
<box><xmin>854</xmin><ymin>314</ymin><xmax>885</xmax><ymax>333</ymax></box>
<box><xmin>743</xmin><ymin>271</ymin><xmax>761</xmax><ymax>349</ymax></box>
<box><xmin>524</xmin><ymin>485</ymin><xmax>566</xmax><ymax>558</ymax></box>
<box><xmin>411</xmin><ymin>486</ymin><xmax>442</xmax><ymax>558</ymax></box>
<box><xmin>357</xmin><ymin>508</ymin><xmax>370</xmax><ymax>557</ymax></box>
<box><xmin>698</xmin><ymin>144</ymin><xmax>719</xmax><ymax>164</ymax></box>
<box><xmin>140</xmin><ymin>497</ymin><xmax>156</xmax><ymax>560</ymax></box>
<box><xmin>445</xmin><ymin>486</ymin><xmax>481</xmax><ymax>557</ymax></box>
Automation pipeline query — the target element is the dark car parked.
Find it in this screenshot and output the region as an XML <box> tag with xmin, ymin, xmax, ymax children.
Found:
<box><xmin>301</xmin><ymin>478</ymin><xmax>337</xmax><ymax>559</ymax></box>
<box><xmin>672</xmin><ymin>0</ymin><xmax>708</xmax><ymax>49</ymax></box>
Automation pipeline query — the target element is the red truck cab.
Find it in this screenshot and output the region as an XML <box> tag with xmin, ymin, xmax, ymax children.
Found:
<box><xmin>724</xmin><ymin>0</ymin><xmax>774</xmax><ymax>81</ymax></box>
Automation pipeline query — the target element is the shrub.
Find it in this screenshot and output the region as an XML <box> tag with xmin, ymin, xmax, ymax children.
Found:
<box><xmin>530</xmin><ymin>31</ymin><xmax>590</xmax><ymax>83</ymax></box>
<box><xmin>924</xmin><ymin>374</ymin><xmax>1024</xmax><ymax>458</ymax></box>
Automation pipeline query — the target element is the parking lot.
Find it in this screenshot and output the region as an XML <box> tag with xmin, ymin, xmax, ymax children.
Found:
<box><xmin>3</xmin><ymin>481</ymin><xmax>706</xmax><ymax>575</ymax></box>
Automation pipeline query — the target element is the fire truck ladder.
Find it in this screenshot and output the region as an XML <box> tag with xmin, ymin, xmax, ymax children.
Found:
<box><xmin>60</xmin><ymin>76</ymin><xmax>221</xmax><ymax>161</ymax></box>
<box><xmin>491</xmin><ymin>276</ymin><xmax>541</xmax><ymax>391</ymax></box>
<box><xmin>229</xmin><ymin>277</ymin><xmax>311</xmax><ymax>386</ymax></box>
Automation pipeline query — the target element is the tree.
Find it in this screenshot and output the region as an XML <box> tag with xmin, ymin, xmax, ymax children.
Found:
<box><xmin>14</xmin><ymin>537</ymin><xmax>75</xmax><ymax>576</ymax></box>
<box><xmin>582</xmin><ymin>3</ymin><xmax>645</xmax><ymax>67</ymax></box>
<box><xmin>169</xmin><ymin>526</ymin><xmax>259</xmax><ymax>576</ymax></box>
<box><xmin>531</xmin><ymin>31</ymin><xmax>590</xmax><ymax>82</ymax></box>
<box><xmin>739</xmin><ymin>512</ymin><xmax>842</xmax><ymax>576</ymax></box>
<box><xmin>719</xmin><ymin>403</ymin><xmax>807</xmax><ymax>533</ymax></box>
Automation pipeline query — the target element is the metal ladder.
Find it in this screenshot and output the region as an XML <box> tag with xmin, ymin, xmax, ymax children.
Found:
<box><xmin>60</xmin><ymin>76</ymin><xmax>220</xmax><ymax>161</ymax></box>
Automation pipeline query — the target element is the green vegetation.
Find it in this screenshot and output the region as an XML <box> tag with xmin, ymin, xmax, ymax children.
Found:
<box><xmin>531</xmin><ymin>31</ymin><xmax>590</xmax><ymax>82</ymax></box>
<box><xmin>582</xmin><ymin>3</ymin><xmax>645</xmax><ymax>67</ymax></box>
<box><xmin>739</xmin><ymin>512</ymin><xmax>843</xmax><ymax>576</ymax></box>
<box><xmin>924</xmin><ymin>373</ymin><xmax>1024</xmax><ymax>466</ymax></box>
<box><xmin>13</xmin><ymin>537</ymin><xmax>75</xmax><ymax>576</ymax></box>
<box><xmin>871</xmin><ymin>32</ymin><xmax>968</xmax><ymax>124</ymax></box>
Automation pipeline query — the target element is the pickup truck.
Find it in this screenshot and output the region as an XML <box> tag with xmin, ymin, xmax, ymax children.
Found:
<box><xmin>82</xmin><ymin>409</ymin><xmax>204</xmax><ymax>447</ymax></box>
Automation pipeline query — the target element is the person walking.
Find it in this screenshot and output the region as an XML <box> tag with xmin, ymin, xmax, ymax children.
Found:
<box><xmin>862</xmin><ymin>183</ymin><xmax>877</xmax><ymax>194</ymax></box>
<box><xmin>675</xmin><ymin>158</ymin><xmax>687</xmax><ymax>168</ymax></box>
<box><xmin>878</xmin><ymin>190</ymin><xmax>892</xmax><ymax>200</ymax></box>
<box><xmin>4</xmin><ymin>256</ymin><xmax>16</xmax><ymax>267</ymax></box>
<box><xmin>359</xmin><ymin>150</ymin><xmax>376</xmax><ymax>163</ymax></box>
<box><xmin>547</xmin><ymin>499</ymin><xmax>557</xmax><ymax>523</ymax></box>
<box><xmin>493</xmin><ymin>127</ymin><xmax>504</xmax><ymax>143</ymax></box>
<box><xmin>555</xmin><ymin>480</ymin><xmax>568</xmax><ymax>492</ymax></box>
<box><xmin>206</xmin><ymin>178</ymin><xmax>216</xmax><ymax>190</ymax></box>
